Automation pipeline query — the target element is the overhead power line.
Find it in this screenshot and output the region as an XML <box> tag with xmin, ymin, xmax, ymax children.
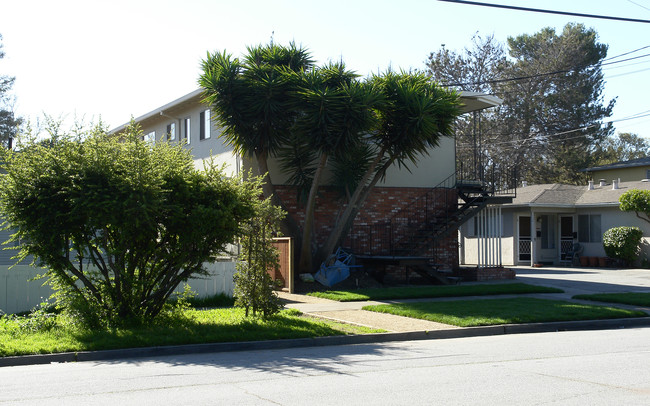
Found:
<box><xmin>438</xmin><ymin>0</ymin><xmax>650</xmax><ymax>23</ymax></box>
<box><xmin>456</xmin><ymin>112</ymin><xmax>650</xmax><ymax>151</ymax></box>
<box><xmin>627</xmin><ymin>0</ymin><xmax>650</xmax><ymax>13</ymax></box>
<box><xmin>440</xmin><ymin>51</ymin><xmax>650</xmax><ymax>88</ymax></box>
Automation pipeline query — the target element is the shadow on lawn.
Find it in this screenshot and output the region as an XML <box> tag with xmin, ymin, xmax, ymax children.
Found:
<box><xmin>70</xmin><ymin>311</ymin><xmax>348</xmax><ymax>353</ymax></box>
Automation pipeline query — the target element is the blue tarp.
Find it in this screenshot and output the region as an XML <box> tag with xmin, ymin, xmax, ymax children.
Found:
<box><xmin>314</xmin><ymin>260</ymin><xmax>350</xmax><ymax>287</ymax></box>
<box><xmin>314</xmin><ymin>248</ymin><xmax>355</xmax><ymax>287</ymax></box>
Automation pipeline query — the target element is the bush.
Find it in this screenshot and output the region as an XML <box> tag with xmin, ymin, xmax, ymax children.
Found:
<box><xmin>603</xmin><ymin>226</ymin><xmax>643</xmax><ymax>266</ymax></box>
<box><xmin>0</xmin><ymin>122</ymin><xmax>259</xmax><ymax>327</ymax></box>
<box><xmin>233</xmin><ymin>196</ymin><xmax>285</xmax><ymax>318</ymax></box>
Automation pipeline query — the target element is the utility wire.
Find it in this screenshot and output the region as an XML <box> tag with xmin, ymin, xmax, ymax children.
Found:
<box><xmin>441</xmin><ymin>52</ymin><xmax>650</xmax><ymax>87</ymax></box>
<box><xmin>438</xmin><ymin>0</ymin><xmax>650</xmax><ymax>23</ymax></box>
<box><xmin>627</xmin><ymin>0</ymin><xmax>650</xmax><ymax>13</ymax></box>
<box><xmin>443</xmin><ymin>54</ymin><xmax>650</xmax><ymax>87</ymax></box>
<box><xmin>603</xmin><ymin>45</ymin><xmax>650</xmax><ymax>61</ymax></box>
<box><xmin>456</xmin><ymin>112</ymin><xmax>650</xmax><ymax>151</ymax></box>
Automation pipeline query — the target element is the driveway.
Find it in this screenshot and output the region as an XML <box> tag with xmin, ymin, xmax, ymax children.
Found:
<box><xmin>514</xmin><ymin>265</ymin><xmax>650</xmax><ymax>296</ymax></box>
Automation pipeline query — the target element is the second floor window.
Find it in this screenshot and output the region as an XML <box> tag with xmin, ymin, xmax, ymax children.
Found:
<box><xmin>184</xmin><ymin>117</ymin><xmax>191</xmax><ymax>144</ymax></box>
<box><xmin>144</xmin><ymin>131</ymin><xmax>155</xmax><ymax>144</ymax></box>
<box><xmin>200</xmin><ymin>109</ymin><xmax>211</xmax><ymax>140</ymax></box>
<box><xmin>166</xmin><ymin>123</ymin><xmax>176</xmax><ymax>141</ymax></box>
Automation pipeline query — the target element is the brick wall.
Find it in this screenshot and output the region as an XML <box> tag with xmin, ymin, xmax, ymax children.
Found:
<box><xmin>274</xmin><ymin>185</ymin><xmax>459</xmax><ymax>276</ymax></box>
<box><xmin>457</xmin><ymin>266</ymin><xmax>516</xmax><ymax>282</ymax></box>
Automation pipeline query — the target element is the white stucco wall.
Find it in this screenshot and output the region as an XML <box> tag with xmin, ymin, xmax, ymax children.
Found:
<box><xmin>266</xmin><ymin>135</ymin><xmax>456</xmax><ymax>188</ymax></box>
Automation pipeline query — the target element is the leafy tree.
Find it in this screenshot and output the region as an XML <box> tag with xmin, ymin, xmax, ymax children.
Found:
<box><xmin>0</xmin><ymin>122</ymin><xmax>258</xmax><ymax>326</ymax></box>
<box><xmin>233</xmin><ymin>194</ymin><xmax>285</xmax><ymax>318</ymax></box>
<box><xmin>603</xmin><ymin>226</ymin><xmax>643</xmax><ymax>266</ymax></box>
<box><xmin>0</xmin><ymin>34</ymin><xmax>21</xmax><ymax>149</ymax></box>
<box><xmin>426</xmin><ymin>24</ymin><xmax>615</xmax><ymax>185</ymax></box>
<box><xmin>619</xmin><ymin>189</ymin><xmax>650</xmax><ymax>224</ymax></box>
<box><xmin>426</xmin><ymin>34</ymin><xmax>506</xmax><ymax>179</ymax></box>
<box><xmin>593</xmin><ymin>132</ymin><xmax>650</xmax><ymax>165</ymax></box>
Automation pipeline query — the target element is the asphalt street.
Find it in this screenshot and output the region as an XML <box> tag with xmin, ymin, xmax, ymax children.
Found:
<box><xmin>2</xmin><ymin>327</ymin><xmax>650</xmax><ymax>405</ymax></box>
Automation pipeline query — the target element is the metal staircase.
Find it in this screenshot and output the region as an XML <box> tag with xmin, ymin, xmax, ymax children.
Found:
<box><xmin>343</xmin><ymin>163</ymin><xmax>517</xmax><ymax>262</ymax></box>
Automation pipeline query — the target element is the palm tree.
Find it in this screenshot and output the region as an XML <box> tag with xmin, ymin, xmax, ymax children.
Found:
<box><xmin>199</xmin><ymin>43</ymin><xmax>314</xmax><ymax>203</ymax></box>
<box><xmin>320</xmin><ymin>71</ymin><xmax>462</xmax><ymax>258</ymax></box>
<box><xmin>290</xmin><ymin>63</ymin><xmax>381</xmax><ymax>272</ymax></box>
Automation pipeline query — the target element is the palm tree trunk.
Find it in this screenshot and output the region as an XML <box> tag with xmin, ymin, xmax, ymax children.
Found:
<box><xmin>255</xmin><ymin>152</ymin><xmax>301</xmax><ymax>241</ymax></box>
<box><xmin>319</xmin><ymin>148</ymin><xmax>388</xmax><ymax>260</ymax></box>
<box><xmin>298</xmin><ymin>153</ymin><xmax>328</xmax><ymax>273</ymax></box>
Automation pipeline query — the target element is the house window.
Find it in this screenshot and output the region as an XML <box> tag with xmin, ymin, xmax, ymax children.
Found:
<box><xmin>578</xmin><ymin>214</ymin><xmax>601</xmax><ymax>243</ymax></box>
<box><xmin>166</xmin><ymin>122</ymin><xmax>176</xmax><ymax>141</ymax></box>
<box><xmin>199</xmin><ymin>109</ymin><xmax>211</xmax><ymax>140</ymax></box>
<box><xmin>183</xmin><ymin>117</ymin><xmax>191</xmax><ymax>144</ymax></box>
<box><xmin>143</xmin><ymin>131</ymin><xmax>155</xmax><ymax>144</ymax></box>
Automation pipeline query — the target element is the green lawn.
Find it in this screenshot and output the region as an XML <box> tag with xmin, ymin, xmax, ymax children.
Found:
<box><xmin>0</xmin><ymin>308</ymin><xmax>382</xmax><ymax>358</ymax></box>
<box><xmin>573</xmin><ymin>292</ymin><xmax>650</xmax><ymax>307</ymax></box>
<box><xmin>362</xmin><ymin>297</ymin><xmax>647</xmax><ymax>327</ymax></box>
<box><xmin>307</xmin><ymin>283</ymin><xmax>563</xmax><ymax>302</ymax></box>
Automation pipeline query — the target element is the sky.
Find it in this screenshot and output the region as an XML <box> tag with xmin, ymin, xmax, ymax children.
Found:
<box><xmin>1</xmin><ymin>0</ymin><xmax>650</xmax><ymax>138</ymax></box>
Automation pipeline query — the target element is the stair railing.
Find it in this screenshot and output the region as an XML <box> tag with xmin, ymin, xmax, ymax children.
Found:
<box><xmin>343</xmin><ymin>158</ymin><xmax>517</xmax><ymax>257</ymax></box>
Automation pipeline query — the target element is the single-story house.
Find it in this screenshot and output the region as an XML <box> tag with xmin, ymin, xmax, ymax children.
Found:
<box><xmin>459</xmin><ymin>178</ymin><xmax>650</xmax><ymax>267</ymax></box>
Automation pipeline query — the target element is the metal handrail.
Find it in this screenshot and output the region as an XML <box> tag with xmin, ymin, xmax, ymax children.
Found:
<box><xmin>343</xmin><ymin>159</ymin><xmax>517</xmax><ymax>257</ymax></box>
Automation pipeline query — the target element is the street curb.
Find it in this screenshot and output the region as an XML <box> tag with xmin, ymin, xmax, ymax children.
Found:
<box><xmin>2</xmin><ymin>317</ymin><xmax>650</xmax><ymax>368</ymax></box>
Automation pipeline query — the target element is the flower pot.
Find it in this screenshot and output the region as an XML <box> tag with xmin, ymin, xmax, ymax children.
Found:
<box><xmin>580</xmin><ymin>256</ymin><xmax>589</xmax><ymax>267</ymax></box>
<box><xmin>589</xmin><ymin>256</ymin><xmax>599</xmax><ymax>267</ymax></box>
<box><xmin>598</xmin><ymin>257</ymin><xmax>608</xmax><ymax>267</ymax></box>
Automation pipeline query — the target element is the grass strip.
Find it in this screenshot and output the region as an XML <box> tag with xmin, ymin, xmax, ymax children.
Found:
<box><xmin>307</xmin><ymin>283</ymin><xmax>563</xmax><ymax>302</ymax></box>
<box><xmin>573</xmin><ymin>292</ymin><xmax>650</xmax><ymax>307</ymax></box>
<box><xmin>362</xmin><ymin>297</ymin><xmax>646</xmax><ymax>327</ymax></box>
<box><xmin>0</xmin><ymin>308</ymin><xmax>382</xmax><ymax>358</ymax></box>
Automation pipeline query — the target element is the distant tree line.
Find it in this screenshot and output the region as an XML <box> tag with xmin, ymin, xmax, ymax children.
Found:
<box><xmin>0</xmin><ymin>34</ymin><xmax>21</xmax><ymax>149</ymax></box>
<box><xmin>426</xmin><ymin>23</ymin><xmax>649</xmax><ymax>185</ymax></box>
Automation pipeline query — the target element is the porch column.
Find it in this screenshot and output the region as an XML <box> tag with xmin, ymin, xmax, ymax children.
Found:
<box><xmin>497</xmin><ymin>206</ymin><xmax>502</xmax><ymax>267</ymax></box>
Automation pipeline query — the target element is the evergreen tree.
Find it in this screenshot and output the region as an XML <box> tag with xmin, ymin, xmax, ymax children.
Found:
<box><xmin>427</xmin><ymin>24</ymin><xmax>615</xmax><ymax>185</ymax></box>
<box><xmin>0</xmin><ymin>34</ymin><xmax>21</xmax><ymax>149</ymax></box>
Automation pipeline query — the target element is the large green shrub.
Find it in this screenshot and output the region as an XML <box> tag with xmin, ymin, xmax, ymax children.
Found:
<box><xmin>0</xmin><ymin>122</ymin><xmax>258</xmax><ymax>327</ymax></box>
<box><xmin>602</xmin><ymin>226</ymin><xmax>643</xmax><ymax>266</ymax></box>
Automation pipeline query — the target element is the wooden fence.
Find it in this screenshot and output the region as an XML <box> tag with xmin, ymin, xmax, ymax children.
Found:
<box><xmin>270</xmin><ymin>237</ymin><xmax>294</xmax><ymax>293</ymax></box>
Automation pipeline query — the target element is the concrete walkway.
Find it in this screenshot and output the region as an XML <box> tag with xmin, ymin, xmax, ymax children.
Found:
<box><xmin>279</xmin><ymin>265</ymin><xmax>650</xmax><ymax>332</ymax></box>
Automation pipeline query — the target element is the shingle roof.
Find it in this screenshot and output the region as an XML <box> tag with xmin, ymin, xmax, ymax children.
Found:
<box><xmin>581</xmin><ymin>156</ymin><xmax>650</xmax><ymax>173</ymax></box>
<box><xmin>508</xmin><ymin>180</ymin><xmax>650</xmax><ymax>208</ymax></box>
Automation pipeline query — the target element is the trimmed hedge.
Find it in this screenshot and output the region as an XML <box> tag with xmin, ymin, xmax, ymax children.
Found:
<box><xmin>603</xmin><ymin>226</ymin><xmax>643</xmax><ymax>266</ymax></box>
